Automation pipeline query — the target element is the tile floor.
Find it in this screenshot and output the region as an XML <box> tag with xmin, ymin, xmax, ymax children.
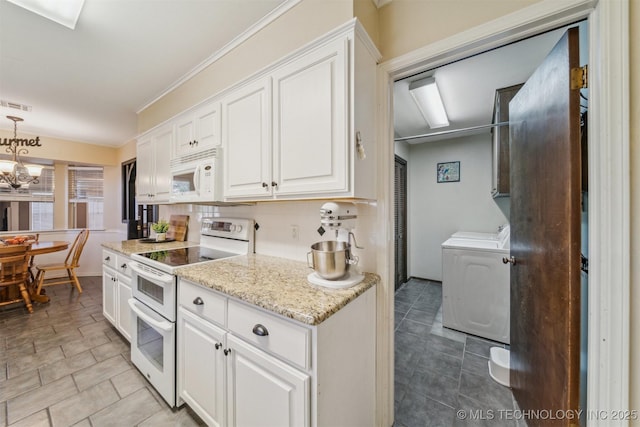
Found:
<box><xmin>394</xmin><ymin>278</ymin><xmax>518</xmax><ymax>427</ymax></box>
<box><xmin>0</xmin><ymin>277</ymin><xmax>204</xmax><ymax>427</ymax></box>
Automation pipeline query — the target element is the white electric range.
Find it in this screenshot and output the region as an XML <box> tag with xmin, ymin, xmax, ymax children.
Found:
<box><xmin>127</xmin><ymin>217</ymin><xmax>254</xmax><ymax>407</ymax></box>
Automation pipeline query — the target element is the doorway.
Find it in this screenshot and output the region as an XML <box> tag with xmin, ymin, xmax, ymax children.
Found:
<box><xmin>394</xmin><ymin>155</ymin><xmax>407</xmax><ymax>291</ymax></box>
<box><xmin>378</xmin><ymin>2</ymin><xmax>629</xmax><ymax>426</ymax></box>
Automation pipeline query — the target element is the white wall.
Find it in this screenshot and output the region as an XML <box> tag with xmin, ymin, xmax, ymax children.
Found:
<box><xmin>407</xmin><ymin>133</ymin><xmax>508</xmax><ymax>281</ymax></box>
<box><xmin>159</xmin><ymin>200</ymin><xmax>378</xmax><ymax>275</ymax></box>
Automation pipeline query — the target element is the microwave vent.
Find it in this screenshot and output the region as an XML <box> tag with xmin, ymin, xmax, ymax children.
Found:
<box><xmin>170</xmin><ymin>147</ymin><xmax>219</xmax><ymax>168</ymax></box>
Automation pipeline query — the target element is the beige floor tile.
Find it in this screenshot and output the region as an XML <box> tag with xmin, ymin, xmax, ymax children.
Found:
<box><xmin>60</xmin><ymin>333</ymin><xmax>110</xmax><ymax>358</ymax></box>
<box><xmin>90</xmin><ymin>339</ymin><xmax>130</xmax><ymax>363</ymax></box>
<box><xmin>7</xmin><ymin>375</ymin><xmax>76</xmax><ymax>425</ymax></box>
<box><xmin>49</xmin><ymin>380</ymin><xmax>119</xmax><ymax>427</ymax></box>
<box><xmin>138</xmin><ymin>405</ymin><xmax>206</xmax><ymax>427</ymax></box>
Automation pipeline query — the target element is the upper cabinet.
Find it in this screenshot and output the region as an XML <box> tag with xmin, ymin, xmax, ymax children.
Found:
<box><xmin>174</xmin><ymin>101</ymin><xmax>221</xmax><ymax>159</ymax></box>
<box><xmin>491</xmin><ymin>83</ymin><xmax>523</xmax><ymax>198</ymax></box>
<box><xmin>135</xmin><ymin>19</ymin><xmax>380</xmax><ymax>204</ymax></box>
<box><xmin>222</xmin><ymin>77</ymin><xmax>272</xmax><ymax>199</ymax></box>
<box><xmin>223</xmin><ymin>21</ymin><xmax>380</xmax><ymax>201</ymax></box>
<box><xmin>136</xmin><ymin>124</ymin><xmax>172</xmax><ymax>204</ymax></box>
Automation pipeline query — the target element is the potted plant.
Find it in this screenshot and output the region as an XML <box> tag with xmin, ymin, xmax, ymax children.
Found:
<box><xmin>151</xmin><ymin>219</ymin><xmax>170</xmax><ymax>241</ymax></box>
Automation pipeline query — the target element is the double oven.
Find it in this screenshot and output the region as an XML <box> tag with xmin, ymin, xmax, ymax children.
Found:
<box><xmin>127</xmin><ymin>217</ymin><xmax>254</xmax><ymax>407</ymax></box>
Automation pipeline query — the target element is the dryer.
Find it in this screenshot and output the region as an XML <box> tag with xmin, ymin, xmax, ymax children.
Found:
<box><xmin>441</xmin><ymin>230</ymin><xmax>510</xmax><ymax>344</ymax></box>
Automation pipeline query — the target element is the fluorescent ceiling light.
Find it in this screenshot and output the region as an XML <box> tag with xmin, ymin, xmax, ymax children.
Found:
<box><xmin>409</xmin><ymin>77</ymin><xmax>450</xmax><ymax>129</ymax></box>
<box><xmin>7</xmin><ymin>0</ymin><xmax>85</xmax><ymax>30</ymax></box>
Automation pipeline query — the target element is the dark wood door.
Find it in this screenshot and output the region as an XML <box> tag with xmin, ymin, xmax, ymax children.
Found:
<box><xmin>509</xmin><ymin>28</ymin><xmax>582</xmax><ymax>422</ymax></box>
<box><xmin>394</xmin><ymin>155</ymin><xmax>408</xmax><ymax>291</ymax></box>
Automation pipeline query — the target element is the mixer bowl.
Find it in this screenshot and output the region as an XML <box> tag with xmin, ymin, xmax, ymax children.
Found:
<box><xmin>307</xmin><ymin>240</ymin><xmax>358</xmax><ymax>280</ymax></box>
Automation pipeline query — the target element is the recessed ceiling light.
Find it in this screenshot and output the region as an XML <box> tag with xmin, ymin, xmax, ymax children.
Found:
<box><xmin>7</xmin><ymin>0</ymin><xmax>85</xmax><ymax>30</ymax></box>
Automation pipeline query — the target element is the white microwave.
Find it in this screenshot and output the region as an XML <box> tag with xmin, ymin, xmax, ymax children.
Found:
<box><xmin>170</xmin><ymin>150</ymin><xmax>222</xmax><ymax>203</ymax></box>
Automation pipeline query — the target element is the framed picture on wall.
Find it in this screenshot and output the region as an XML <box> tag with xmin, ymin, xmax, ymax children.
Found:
<box><xmin>437</xmin><ymin>161</ymin><xmax>460</xmax><ymax>183</ymax></box>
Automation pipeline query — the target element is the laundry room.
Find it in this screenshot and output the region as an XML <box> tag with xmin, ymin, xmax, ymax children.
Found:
<box><xmin>392</xmin><ymin>19</ymin><xmax>590</xmax><ymax>421</ymax></box>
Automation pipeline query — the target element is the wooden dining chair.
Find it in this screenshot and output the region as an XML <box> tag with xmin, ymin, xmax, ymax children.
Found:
<box><xmin>0</xmin><ymin>244</ymin><xmax>33</xmax><ymax>313</ymax></box>
<box><xmin>34</xmin><ymin>229</ymin><xmax>90</xmax><ymax>295</ymax></box>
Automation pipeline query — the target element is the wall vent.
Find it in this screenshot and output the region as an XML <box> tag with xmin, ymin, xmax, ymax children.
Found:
<box><xmin>0</xmin><ymin>100</ymin><xmax>32</xmax><ymax>112</ymax></box>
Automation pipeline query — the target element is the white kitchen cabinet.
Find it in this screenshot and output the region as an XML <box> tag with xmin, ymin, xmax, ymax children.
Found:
<box><xmin>223</xmin><ymin>22</ymin><xmax>380</xmax><ymax>201</ymax></box>
<box><xmin>178</xmin><ymin>307</ymin><xmax>227</xmax><ymax>427</ymax></box>
<box><xmin>102</xmin><ymin>250</ymin><xmax>133</xmax><ymax>342</ymax></box>
<box><xmin>136</xmin><ymin>124</ymin><xmax>172</xmax><ymax>203</ymax></box>
<box><xmin>177</xmin><ymin>278</ymin><xmax>376</xmax><ymax>427</ymax></box>
<box><xmin>174</xmin><ymin>101</ymin><xmax>221</xmax><ymax>159</ymax></box>
<box><xmin>221</xmin><ymin>77</ymin><xmax>272</xmax><ymax>199</ymax></box>
<box><xmin>227</xmin><ymin>334</ymin><xmax>309</xmax><ymax>427</ymax></box>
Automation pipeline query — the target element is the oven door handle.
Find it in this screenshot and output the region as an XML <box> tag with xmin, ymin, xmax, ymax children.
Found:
<box><xmin>128</xmin><ymin>261</ymin><xmax>174</xmax><ymax>285</ymax></box>
<box><xmin>128</xmin><ymin>299</ymin><xmax>173</xmax><ymax>332</ymax></box>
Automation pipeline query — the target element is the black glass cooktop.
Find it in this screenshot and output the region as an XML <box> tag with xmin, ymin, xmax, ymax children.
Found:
<box><xmin>137</xmin><ymin>246</ymin><xmax>236</xmax><ymax>268</ymax></box>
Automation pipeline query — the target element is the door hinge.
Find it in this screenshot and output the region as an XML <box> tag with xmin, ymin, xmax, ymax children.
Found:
<box><xmin>571</xmin><ymin>65</ymin><xmax>588</xmax><ymax>90</ymax></box>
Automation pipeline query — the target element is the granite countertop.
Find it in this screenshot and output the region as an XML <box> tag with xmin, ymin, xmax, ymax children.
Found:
<box><xmin>102</xmin><ymin>239</ymin><xmax>198</xmax><ymax>256</ymax></box>
<box><xmin>102</xmin><ymin>240</ymin><xmax>379</xmax><ymax>326</ymax></box>
<box><xmin>175</xmin><ymin>253</ymin><xmax>379</xmax><ymax>326</ymax></box>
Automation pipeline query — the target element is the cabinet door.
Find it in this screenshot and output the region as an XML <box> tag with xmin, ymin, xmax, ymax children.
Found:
<box><xmin>178</xmin><ymin>307</ymin><xmax>226</xmax><ymax>427</ymax></box>
<box><xmin>175</xmin><ymin>115</ymin><xmax>195</xmax><ymax>159</ymax></box>
<box><xmin>102</xmin><ymin>267</ymin><xmax>117</xmax><ymax>326</ymax></box>
<box><xmin>272</xmin><ymin>38</ymin><xmax>348</xmax><ymax>196</ymax></box>
<box><xmin>136</xmin><ymin>137</ymin><xmax>154</xmax><ymax>202</ymax></box>
<box><xmin>222</xmin><ymin>78</ymin><xmax>272</xmax><ymax>199</ymax></box>
<box><xmin>194</xmin><ymin>102</ymin><xmax>221</xmax><ymax>150</ymax></box>
<box><xmin>227</xmin><ymin>334</ymin><xmax>310</xmax><ymax>427</ymax></box>
<box><xmin>153</xmin><ymin>126</ymin><xmax>173</xmax><ymax>202</ymax></box>
<box><xmin>116</xmin><ymin>276</ymin><xmax>132</xmax><ymax>342</ymax></box>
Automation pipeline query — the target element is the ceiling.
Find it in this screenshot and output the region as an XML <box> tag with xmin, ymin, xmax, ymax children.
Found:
<box><xmin>0</xmin><ymin>0</ymin><xmax>290</xmax><ymax>147</ymax></box>
<box><xmin>393</xmin><ymin>26</ymin><xmax>570</xmax><ymax>144</ymax></box>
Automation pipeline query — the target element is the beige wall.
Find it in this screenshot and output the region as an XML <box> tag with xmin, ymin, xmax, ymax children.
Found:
<box><xmin>138</xmin><ymin>0</ymin><xmax>353</xmax><ymax>134</ymax></box>
<box><xmin>377</xmin><ymin>0</ymin><xmax>541</xmax><ymax>61</ymax></box>
<box><xmin>630</xmin><ymin>0</ymin><xmax>639</xmax><ymax>419</ymax></box>
<box><xmin>0</xmin><ymin>129</ymin><xmax>118</xmax><ymax>166</ymax></box>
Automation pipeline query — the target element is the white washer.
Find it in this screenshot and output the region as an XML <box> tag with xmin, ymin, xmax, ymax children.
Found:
<box><xmin>441</xmin><ymin>233</ymin><xmax>510</xmax><ymax>344</ymax></box>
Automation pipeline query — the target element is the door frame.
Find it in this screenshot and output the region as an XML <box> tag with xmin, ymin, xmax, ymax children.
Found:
<box><xmin>375</xmin><ymin>0</ymin><xmax>630</xmax><ymax>425</ymax></box>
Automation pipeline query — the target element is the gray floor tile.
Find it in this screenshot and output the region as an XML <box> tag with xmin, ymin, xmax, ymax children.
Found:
<box><xmin>407</xmin><ymin>369</ymin><xmax>459</xmax><ymax>408</ymax></box>
<box><xmin>49</xmin><ymin>380</ymin><xmax>119</xmax><ymax>427</ymax></box>
<box><xmin>0</xmin><ymin>402</ymin><xmax>5</xmax><ymax>427</ymax></box>
<box><xmin>454</xmin><ymin>394</ymin><xmax>517</xmax><ymax>427</ymax></box>
<box><xmin>425</xmin><ymin>334</ymin><xmax>465</xmax><ymax>359</ymax></box>
<box><xmin>60</xmin><ymin>333</ymin><xmax>111</xmax><ymax>358</ymax></box>
<box><xmin>138</xmin><ymin>405</ymin><xmax>206</xmax><ymax>426</ymax></box>
<box><xmin>110</xmin><ymin>368</ymin><xmax>147</xmax><ymax>398</ymax></box>
<box><xmin>465</xmin><ymin>336</ymin><xmax>498</xmax><ymax>358</ymax></box>
<box><xmin>39</xmin><ymin>350</ymin><xmax>97</xmax><ymax>385</ymax></box>
<box><xmin>7</xmin><ymin>409</ymin><xmax>50</xmax><ymax>427</ymax></box>
<box><xmin>7</xmin><ymin>375</ymin><xmax>77</xmax><ymax>425</ymax></box>
<box><xmin>459</xmin><ymin>370</ymin><xmax>514</xmax><ymax>409</ymax></box>
<box><xmin>461</xmin><ymin>351</ymin><xmax>490</xmax><ymax>377</ymax></box>
<box><xmin>415</xmin><ymin>348</ymin><xmax>463</xmax><ymax>379</ymax></box>
<box><xmin>7</xmin><ymin>346</ymin><xmax>65</xmax><ymax>379</ymax></box>
<box><xmin>395</xmin><ymin>392</ymin><xmax>455</xmax><ymax>427</ymax></box>
<box><xmin>90</xmin><ymin>339</ymin><xmax>130</xmax><ymax>362</ymax></box>
<box><xmin>72</xmin><ymin>354</ymin><xmax>130</xmax><ymax>391</ymax></box>
<box><xmin>89</xmin><ymin>387</ymin><xmax>163</xmax><ymax>427</ymax></box>
<box><xmin>0</xmin><ymin>369</ymin><xmax>41</xmax><ymax>401</ymax></box>
<box><xmin>404</xmin><ymin>308</ymin><xmax>437</xmax><ymax>325</ymax></box>
<box><xmin>397</xmin><ymin>318</ymin><xmax>433</xmax><ymax>337</ymax></box>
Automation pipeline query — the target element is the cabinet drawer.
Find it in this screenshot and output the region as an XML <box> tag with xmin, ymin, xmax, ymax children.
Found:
<box><xmin>179</xmin><ymin>279</ymin><xmax>226</xmax><ymax>327</ymax></box>
<box><xmin>116</xmin><ymin>255</ymin><xmax>132</xmax><ymax>278</ymax></box>
<box><xmin>228</xmin><ymin>300</ymin><xmax>311</xmax><ymax>370</ymax></box>
<box><xmin>102</xmin><ymin>250</ymin><xmax>117</xmax><ymax>269</ymax></box>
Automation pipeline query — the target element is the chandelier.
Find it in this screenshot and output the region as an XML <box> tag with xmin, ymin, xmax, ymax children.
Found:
<box><xmin>0</xmin><ymin>116</ymin><xmax>43</xmax><ymax>189</ymax></box>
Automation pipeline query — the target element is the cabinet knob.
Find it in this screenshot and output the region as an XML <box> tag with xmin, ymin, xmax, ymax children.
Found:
<box><xmin>104</xmin><ymin>256</ymin><xmax>110</xmax><ymax>261</ymax></box>
<box><xmin>271</xmin><ymin>181</ymin><xmax>278</xmax><ymax>188</ymax></box>
<box><xmin>224</xmin><ymin>348</ymin><xmax>231</xmax><ymax>356</ymax></box>
<box><xmin>502</xmin><ymin>256</ymin><xmax>517</xmax><ymax>265</ymax></box>
<box><xmin>252</xmin><ymin>324</ymin><xmax>269</xmax><ymax>337</ymax></box>
<box><xmin>193</xmin><ymin>140</ymin><xmax>198</xmax><ymax>146</ymax></box>
<box><xmin>193</xmin><ymin>297</ymin><xmax>204</xmax><ymax>306</ymax></box>
<box><xmin>215</xmin><ymin>343</ymin><xmax>222</xmax><ymax>350</ymax></box>
<box><xmin>262</xmin><ymin>182</ymin><xmax>268</xmax><ymax>189</ymax></box>
<box><xmin>120</xmin><ymin>263</ymin><xmax>127</xmax><ymax>269</ymax></box>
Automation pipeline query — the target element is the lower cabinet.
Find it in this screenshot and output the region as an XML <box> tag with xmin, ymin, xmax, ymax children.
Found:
<box><xmin>102</xmin><ymin>249</ymin><xmax>132</xmax><ymax>342</ymax></box>
<box><xmin>177</xmin><ymin>278</ymin><xmax>375</xmax><ymax>427</ymax></box>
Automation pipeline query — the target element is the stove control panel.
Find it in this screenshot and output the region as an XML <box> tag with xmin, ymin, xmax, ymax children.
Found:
<box><xmin>200</xmin><ymin>217</ymin><xmax>254</xmax><ymax>242</ymax></box>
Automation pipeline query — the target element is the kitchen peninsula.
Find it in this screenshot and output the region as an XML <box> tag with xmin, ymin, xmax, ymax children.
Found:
<box><xmin>102</xmin><ymin>239</ymin><xmax>378</xmax><ymax>426</ymax></box>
